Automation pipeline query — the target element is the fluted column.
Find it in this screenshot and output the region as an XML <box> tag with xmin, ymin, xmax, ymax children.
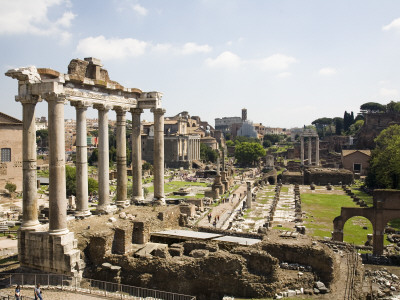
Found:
<box><xmin>300</xmin><ymin>136</ymin><xmax>304</xmax><ymax>166</ymax></box>
<box><xmin>152</xmin><ymin>108</ymin><xmax>165</xmax><ymax>204</ymax></box>
<box><xmin>95</xmin><ymin>104</ymin><xmax>111</xmax><ymax>213</ymax></box>
<box><xmin>72</xmin><ymin>101</ymin><xmax>91</xmax><ymax>217</ymax></box>
<box><xmin>19</xmin><ymin>96</ymin><xmax>41</xmax><ymax>230</ymax></box>
<box><xmin>46</xmin><ymin>93</ymin><xmax>68</xmax><ymax>235</ymax></box>
<box><xmin>308</xmin><ymin>137</ymin><xmax>312</xmax><ymax>166</ymax></box>
<box><xmin>315</xmin><ymin>137</ymin><xmax>320</xmax><ymax>166</ymax></box>
<box><xmin>131</xmin><ymin>108</ymin><xmax>143</xmax><ymax>203</ymax></box>
<box><xmin>115</xmin><ymin>107</ymin><xmax>128</xmax><ymax>208</ymax></box>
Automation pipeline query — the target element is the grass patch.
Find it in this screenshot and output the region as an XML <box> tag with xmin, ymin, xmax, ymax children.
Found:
<box><xmin>302</xmin><ymin>192</ymin><xmax>367</xmax><ymax>244</ymax></box>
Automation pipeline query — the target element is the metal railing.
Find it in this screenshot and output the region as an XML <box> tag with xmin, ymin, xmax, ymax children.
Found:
<box><xmin>0</xmin><ymin>273</ymin><xmax>196</xmax><ymax>300</ymax></box>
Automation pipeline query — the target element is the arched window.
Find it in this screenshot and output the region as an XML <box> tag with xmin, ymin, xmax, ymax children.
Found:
<box><xmin>1</xmin><ymin>148</ymin><xmax>11</xmax><ymax>162</ymax></box>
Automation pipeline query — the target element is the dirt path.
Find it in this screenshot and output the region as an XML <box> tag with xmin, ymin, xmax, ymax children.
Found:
<box><xmin>197</xmin><ymin>181</ymin><xmax>249</xmax><ymax>229</ymax></box>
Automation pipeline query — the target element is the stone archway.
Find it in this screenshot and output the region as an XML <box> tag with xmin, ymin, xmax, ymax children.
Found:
<box><xmin>333</xmin><ymin>190</ymin><xmax>400</xmax><ymax>255</ymax></box>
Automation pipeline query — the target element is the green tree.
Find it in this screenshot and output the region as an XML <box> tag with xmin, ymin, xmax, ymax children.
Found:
<box><xmin>333</xmin><ymin>117</ymin><xmax>344</xmax><ymax>135</ymax></box>
<box><xmin>225</xmin><ymin>140</ymin><xmax>235</xmax><ymax>147</ymax></box>
<box><xmin>263</xmin><ymin>134</ymin><xmax>282</xmax><ymax>147</ymax></box>
<box><xmin>88</xmin><ymin>149</ymin><xmax>98</xmax><ymax>166</ymax></box>
<box><xmin>366</xmin><ymin>125</ymin><xmax>400</xmax><ymax>189</ymax></box>
<box><xmin>66</xmin><ymin>165</ymin><xmax>98</xmax><ymax>196</ymax></box>
<box><xmin>360</xmin><ymin>102</ymin><xmax>386</xmax><ymax>113</ymax></box>
<box><xmin>200</xmin><ymin>143</ymin><xmax>218</xmax><ymax>163</ymax></box>
<box><xmin>36</xmin><ymin>129</ymin><xmax>49</xmax><ymax>151</ymax></box>
<box><xmin>312</xmin><ymin>117</ymin><xmax>333</xmax><ymax>137</ymax></box>
<box><xmin>234</xmin><ymin>142</ymin><xmax>266</xmax><ymax>166</ymax></box>
<box><xmin>348</xmin><ymin>119</ymin><xmax>364</xmax><ymax>135</ymax></box>
<box><xmin>143</xmin><ymin>161</ymin><xmax>153</xmax><ymax>171</ymax></box>
<box><xmin>5</xmin><ymin>182</ymin><xmax>17</xmax><ymax>195</ymax></box>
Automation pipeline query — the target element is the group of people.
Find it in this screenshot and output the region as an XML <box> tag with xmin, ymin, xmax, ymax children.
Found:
<box><xmin>207</xmin><ymin>213</ymin><xmax>220</xmax><ymax>227</ymax></box>
<box><xmin>15</xmin><ymin>283</ymin><xmax>43</xmax><ymax>300</ymax></box>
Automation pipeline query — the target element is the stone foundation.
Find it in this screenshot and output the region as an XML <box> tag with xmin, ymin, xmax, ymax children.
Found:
<box><xmin>18</xmin><ymin>229</ymin><xmax>84</xmax><ymax>277</ymax></box>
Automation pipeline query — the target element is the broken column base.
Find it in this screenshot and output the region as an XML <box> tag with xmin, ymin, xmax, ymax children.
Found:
<box><xmin>18</xmin><ymin>228</ymin><xmax>85</xmax><ymax>277</ymax></box>
<box><xmin>96</xmin><ymin>204</ymin><xmax>118</xmax><ymax>215</ymax></box>
<box><xmin>153</xmin><ymin>198</ymin><xmax>166</xmax><ymax>206</ymax></box>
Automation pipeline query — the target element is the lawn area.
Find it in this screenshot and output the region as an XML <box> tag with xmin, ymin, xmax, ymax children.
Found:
<box><xmin>302</xmin><ymin>192</ymin><xmax>373</xmax><ymax>245</ymax></box>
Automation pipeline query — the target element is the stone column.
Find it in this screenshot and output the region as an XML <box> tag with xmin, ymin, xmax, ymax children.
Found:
<box><xmin>115</xmin><ymin>107</ymin><xmax>128</xmax><ymax>208</ymax></box>
<box><xmin>131</xmin><ymin>108</ymin><xmax>143</xmax><ymax>203</ymax></box>
<box><xmin>315</xmin><ymin>137</ymin><xmax>320</xmax><ymax>166</ymax></box>
<box><xmin>300</xmin><ymin>136</ymin><xmax>304</xmax><ymax>166</ymax></box>
<box><xmin>308</xmin><ymin>137</ymin><xmax>312</xmax><ymax>166</ymax></box>
<box><xmin>152</xmin><ymin>108</ymin><xmax>166</xmax><ymax>204</ymax></box>
<box><xmin>19</xmin><ymin>96</ymin><xmax>41</xmax><ymax>230</ymax></box>
<box><xmin>95</xmin><ymin>104</ymin><xmax>111</xmax><ymax>213</ymax></box>
<box><xmin>246</xmin><ymin>181</ymin><xmax>252</xmax><ymax>209</ymax></box>
<box><xmin>72</xmin><ymin>101</ymin><xmax>91</xmax><ymax>217</ymax></box>
<box><xmin>46</xmin><ymin>93</ymin><xmax>68</xmax><ymax>235</ymax></box>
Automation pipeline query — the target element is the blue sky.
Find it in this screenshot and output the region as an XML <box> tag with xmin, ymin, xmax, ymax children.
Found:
<box><xmin>1</xmin><ymin>0</ymin><xmax>400</xmax><ymax>128</ymax></box>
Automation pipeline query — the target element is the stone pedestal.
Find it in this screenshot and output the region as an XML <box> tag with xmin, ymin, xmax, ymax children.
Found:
<box><xmin>18</xmin><ymin>229</ymin><xmax>84</xmax><ymax>277</ymax></box>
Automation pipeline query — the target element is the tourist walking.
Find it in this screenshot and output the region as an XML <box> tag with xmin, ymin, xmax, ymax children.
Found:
<box><xmin>34</xmin><ymin>284</ymin><xmax>43</xmax><ymax>300</ymax></box>
<box><xmin>15</xmin><ymin>285</ymin><xmax>21</xmax><ymax>300</ymax></box>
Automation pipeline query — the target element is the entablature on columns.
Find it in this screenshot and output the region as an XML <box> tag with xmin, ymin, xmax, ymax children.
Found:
<box><xmin>5</xmin><ymin>57</ymin><xmax>163</xmax><ymax>111</ymax></box>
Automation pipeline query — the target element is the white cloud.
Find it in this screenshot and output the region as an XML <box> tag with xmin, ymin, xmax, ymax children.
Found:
<box><xmin>277</xmin><ymin>72</ymin><xmax>292</xmax><ymax>78</ymax></box>
<box><xmin>206</xmin><ymin>52</ymin><xmax>297</xmax><ymax>72</ymax></box>
<box><xmin>55</xmin><ymin>11</ymin><xmax>76</xmax><ymax>27</ymax></box>
<box><xmin>380</xmin><ymin>87</ymin><xmax>399</xmax><ymax>97</ymax></box>
<box><xmin>181</xmin><ymin>43</ymin><xmax>212</xmax><ymax>55</ymax></box>
<box><xmin>319</xmin><ymin>67</ymin><xmax>336</xmax><ymax>76</ymax></box>
<box><xmin>383</xmin><ymin>17</ymin><xmax>400</xmax><ymax>31</ymax></box>
<box><xmin>76</xmin><ymin>36</ymin><xmax>148</xmax><ymax>60</ymax></box>
<box><xmin>0</xmin><ymin>0</ymin><xmax>75</xmax><ymax>42</ymax></box>
<box><xmin>132</xmin><ymin>4</ymin><xmax>148</xmax><ymax>16</ymax></box>
<box><xmin>205</xmin><ymin>51</ymin><xmax>242</xmax><ymax>69</ymax></box>
<box><xmin>258</xmin><ymin>54</ymin><xmax>297</xmax><ymax>71</ymax></box>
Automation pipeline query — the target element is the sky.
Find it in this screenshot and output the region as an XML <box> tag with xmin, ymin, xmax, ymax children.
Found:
<box><xmin>1</xmin><ymin>0</ymin><xmax>400</xmax><ymax>128</ymax></box>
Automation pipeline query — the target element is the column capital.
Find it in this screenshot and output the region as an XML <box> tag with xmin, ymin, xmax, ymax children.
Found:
<box><xmin>114</xmin><ymin>105</ymin><xmax>130</xmax><ymax>115</ymax></box>
<box><xmin>16</xmin><ymin>95</ymin><xmax>41</xmax><ymax>105</ymax></box>
<box><xmin>93</xmin><ymin>103</ymin><xmax>112</xmax><ymax>111</ymax></box>
<box><xmin>43</xmin><ymin>92</ymin><xmax>67</xmax><ymax>104</ymax></box>
<box><xmin>130</xmin><ymin>107</ymin><xmax>143</xmax><ymax>115</ymax></box>
<box><xmin>151</xmin><ymin>107</ymin><xmax>166</xmax><ymax>115</ymax></box>
<box><xmin>70</xmin><ymin>100</ymin><xmax>92</xmax><ymax>109</ymax></box>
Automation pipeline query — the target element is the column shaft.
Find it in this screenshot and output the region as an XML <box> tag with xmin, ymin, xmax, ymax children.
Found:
<box><xmin>21</xmin><ymin>99</ymin><xmax>40</xmax><ymax>229</ymax></box>
<box><xmin>47</xmin><ymin>95</ymin><xmax>68</xmax><ymax>234</ymax></box>
<box><xmin>131</xmin><ymin>108</ymin><xmax>143</xmax><ymax>202</ymax></box>
<box><xmin>315</xmin><ymin>137</ymin><xmax>320</xmax><ymax>166</ymax></box>
<box><xmin>116</xmin><ymin>109</ymin><xmax>128</xmax><ymax>207</ymax></box>
<box><xmin>152</xmin><ymin>108</ymin><xmax>165</xmax><ymax>203</ymax></box>
<box><xmin>300</xmin><ymin>137</ymin><xmax>304</xmax><ymax>166</ymax></box>
<box><xmin>97</xmin><ymin>106</ymin><xmax>110</xmax><ymax>212</ymax></box>
<box><xmin>74</xmin><ymin>104</ymin><xmax>90</xmax><ymax>216</ymax></box>
<box><xmin>308</xmin><ymin>137</ymin><xmax>312</xmax><ymax>166</ymax></box>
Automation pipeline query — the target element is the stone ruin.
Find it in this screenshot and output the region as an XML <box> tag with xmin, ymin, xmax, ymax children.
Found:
<box><xmin>333</xmin><ymin>190</ymin><xmax>400</xmax><ymax>256</ymax></box>
<box><xmin>77</xmin><ymin>207</ymin><xmax>345</xmax><ymax>300</ymax></box>
<box><xmin>5</xmin><ymin>58</ymin><xmax>166</xmax><ymax>276</ymax></box>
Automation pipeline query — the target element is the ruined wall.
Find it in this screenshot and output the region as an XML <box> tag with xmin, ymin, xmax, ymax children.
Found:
<box><xmin>303</xmin><ymin>168</ymin><xmax>353</xmax><ymax>185</ymax></box>
<box><xmin>261</xmin><ymin>242</ymin><xmax>336</xmax><ymax>284</ymax></box>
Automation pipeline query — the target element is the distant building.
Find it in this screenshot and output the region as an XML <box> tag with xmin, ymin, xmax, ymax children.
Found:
<box><xmin>341</xmin><ymin>150</ymin><xmax>371</xmax><ymax>176</ymax></box>
<box><xmin>215</xmin><ymin>116</ymin><xmax>242</xmax><ymax>134</ymax></box>
<box><xmin>237</xmin><ymin>120</ymin><xmax>258</xmax><ymax>138</ymax></box>
<box><xmin>0</xmin><ymin>112</ymin><xmax>23</xmax><ymax>191</ymax></box>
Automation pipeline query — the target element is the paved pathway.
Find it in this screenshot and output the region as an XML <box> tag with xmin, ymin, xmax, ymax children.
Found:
<box><xmin>197</xmin><ymin>181</ymin><xmax>249</xmax><ymax>229</ymax></box>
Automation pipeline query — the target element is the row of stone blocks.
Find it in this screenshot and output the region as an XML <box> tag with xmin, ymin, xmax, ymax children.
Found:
<box><xmin>18</xmin><ymin>230</ymin><xmax>84</xmax><ymax>277</ymax></box>
<box><xmin>343</xmin><ymin>186</ymin><xmax>368</xmax><ymax>207</ymax></box>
